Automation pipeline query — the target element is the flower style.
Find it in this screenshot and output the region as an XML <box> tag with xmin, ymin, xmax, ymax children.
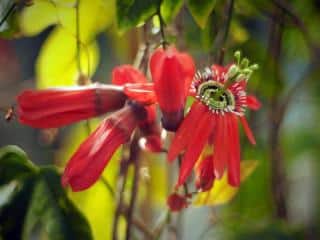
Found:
<box><xmin>168</xmin><ymin>52</ymin><xmax>261</xmax><ymax>189</ymax></box>
<box><xmin>150</xmin><ymin>47</ymin><xmax>195</xmax><ymax>131</ymax></box>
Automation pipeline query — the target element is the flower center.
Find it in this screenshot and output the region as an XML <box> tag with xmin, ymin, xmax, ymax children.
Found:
<box><xmin>197</xmin><ymin>81</ymin><xmax>235</xmax><ymax>111</ymax></box>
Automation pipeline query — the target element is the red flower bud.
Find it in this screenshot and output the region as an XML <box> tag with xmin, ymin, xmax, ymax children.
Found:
<box><xmin>62</xmin><ymin>103</ymin><xmax>147</xmax><ymax>191</ymax></box>
<box><xmin>150</xmin><ymin>47</ymin><xmax>195</xmax><ymax>131</ymax></box>
<box><xmin>17</xmin><ymin>84</ymin><xmax>126</xmax><ymax>128</ymax></box>
<box><xmin>167</xmin><ymin>193</ymin><xmax>188</xmax><ymax>212</ymax></box>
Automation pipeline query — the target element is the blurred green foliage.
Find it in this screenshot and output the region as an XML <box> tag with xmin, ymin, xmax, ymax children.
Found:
<box><xmin>0</xmin><ymin>146</ymin><xmax>92</xmax><ymax>240</ymax></box>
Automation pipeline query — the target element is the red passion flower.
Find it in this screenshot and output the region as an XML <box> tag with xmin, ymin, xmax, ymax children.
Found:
<box><xmin>168</xmin><ymin>53</ymin><xmax>261</xmax><ymax>189</ymax></box>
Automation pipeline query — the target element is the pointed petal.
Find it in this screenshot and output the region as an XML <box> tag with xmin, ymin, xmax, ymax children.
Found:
<box><xmin>239</xmin><ymin>116</ymin><xmax>256</xmax><ymax>145</ymax></box>
<box><xmin>167</xmin><ymin>102</ymin><xmax>207</xmax><ymax>162</ymax></box>
<box><xmin>228</xmin><ymin>114</ymin><xmax>240</xmax><ymax>186</ymax></box>
<box><xmin>213</xmin><ymin>113</ymin><xmax>228</xmax><ymax>179</ymax></box>
<box><xmin>177</xmin><ymin>111</ymin><xmax>214</xmax><ymax>187</ymax></box>
<box><xmin>246</xmin><ymin>95</ymin><xmax>261</xmax><ymax>110</ymax></box>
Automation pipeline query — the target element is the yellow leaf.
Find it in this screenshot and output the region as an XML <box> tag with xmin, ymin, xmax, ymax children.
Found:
<box><xmin>20</xmin><ymin>0</ymin><xmax>115</xmax><ymax>88</ymax></box>
<box><xmin>19</xmin><ymin>0</ymin><xmax>58</xmax><ymax>36</ymax></box>
<box><xmin>20</xmin><ymin>0</ymin><xmax>115</xmax><ymax>40</ymax></box>
<box><xmin>67</xmin><ymin>182</ymin><xmax>114</xmax><ymax>240</ymax></box>
<box><xmin>149</xmin><ymin>156</ymin><xmax>168</xmax><ymax>205</ymax></box>
<box><xmin>193</xmin><ymin>160</ymin><xmax>258</xmax><ymax>206</ymax></box>
<box><xmin>36</xmin><ymin>26</ymin><xmax>99</xmax><ymax>88</ymax></box>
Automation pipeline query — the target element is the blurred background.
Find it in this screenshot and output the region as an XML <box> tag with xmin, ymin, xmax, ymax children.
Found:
<box><xmin>0</xmin><ymin>0</ymin><xmax>320</xmax><ymax>239</ymax></box>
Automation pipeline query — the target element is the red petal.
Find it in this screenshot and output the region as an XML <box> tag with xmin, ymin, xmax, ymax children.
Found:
<box><xmin>212</xmin><ymin>114</ymin><xmax>227</xmax><ymax>179</ymax></box>
<box><xmin>123</xmin><ymin>82</ymin><xmax>156</xmax><ymax>105</ymax></box>
<box><xmin>178</xmin><ymin>52</ymin><xmax>195</xmax><ymax>94</ymax></box>
<box><xmin>177</xmin><ymin>111</ymin><xmax>214</xmax><ymax>187</ymax></box>
<box><xmin>228</xmin><ymin>114</ymin><xmax>240</xmax><ymax>186</ymax></box>
<box><xmin>246</xmin><ymin>95</ymin><xmax>261</xmax><ymax>110</ymax></box>
<box><xmin>167</xmin><ymin>102</ymin><xmax>207</xmax><ymax>162</ymax></box>
<box><xmin>151</xmin><ymin>49</ymin><xmax>185</xmax><ymax>112</ymax></box>
<box><xmin>239</xmin><ymin>116</ymin><xmax>256</xmax><ymax>145</ymax></box>
<box><xmin>62</xmin><ymin>106</ymin><xmax>140</xmax><ymax>191</ymax></box>
<box><xmin>112</xmin><ymin>65</ymin><xmax>147</xmax><ymax>85</ymax></box>
<box><xmin>195</xmin><ymin>155</ymin><xmax>215</xmax><ymax>191</ymax></box>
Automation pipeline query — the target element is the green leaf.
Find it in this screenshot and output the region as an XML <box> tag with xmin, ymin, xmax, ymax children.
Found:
<box><xmin>0</xmin><ymin>145</ymin><xmax>37</xmax><ymax>186</ymax></box>
<box><xmin>194</xmin><ymin>160</ymin><xmax>258</xmax><ymax>206</ymax></box>
<box><xmin>116</xmin><ymin>0</ymin><xmax>160</xmax><ymax>32</ymax></box>
<box><xmin>160</xmin><ymin>0</ymin><xmax>183</xmax><ymax>23</ymax></box>
<box><xmin>0</xmin><ymin>176</ymin><xmax>36</xmax><ymax>240</ymax></box>
<box><xmin>22</xmin><ymin>167</ymin><xmax>93</xmax><ymax>240</ymax></box>
<box><xmin>187</xmin><ymin>0</ymin><xmax>217</xmax><ymax>28</ymax></box>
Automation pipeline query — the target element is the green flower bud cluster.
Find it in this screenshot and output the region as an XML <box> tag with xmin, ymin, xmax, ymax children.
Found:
<box><xmin>227</xmin><ymin>51</ymin><xmax>259</xmax><ymax>82</ymax></box>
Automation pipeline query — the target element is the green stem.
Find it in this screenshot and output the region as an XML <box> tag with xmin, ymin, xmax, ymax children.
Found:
<box><xmin>157</xmin><ymin>2</ymin><xmax>167</xmax><ymax>49</ymax></box>
<box><xmin>0</xmin><ymin>3</ymin><xmax>16</xmax><ymax>28</ymax></box>
<box><xmin>75</xmin><ymin>0</ymin><xmax>82</xmax><ymax>75</ymax></box>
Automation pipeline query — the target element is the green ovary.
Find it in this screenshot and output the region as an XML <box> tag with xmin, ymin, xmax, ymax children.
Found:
<box><xmin>197</xmin><ymin>81</ymin><xmax>235</xmax><ymax>111</ymax></box>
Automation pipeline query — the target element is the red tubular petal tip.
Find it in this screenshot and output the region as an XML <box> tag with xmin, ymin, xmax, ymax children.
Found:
<box><xmin>62</xmin><ymin>105</ymin><xmax>142</xmax><ymax>191</ymax></box>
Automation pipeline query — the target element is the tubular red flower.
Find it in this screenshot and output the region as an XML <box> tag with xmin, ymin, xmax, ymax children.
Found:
<box><xmin>169</xmin><ymin>59</ymin><xmax>261</xmax><ymax>188</ymax></box>
<box><xmin>150</xmin><ymin>47</ymin><xmax>195</xmax><ymax>131</ymax></box>
<box><xmin>62</xmin><ymin>104</ymin><xmax>146</xmax><ymax>191</ymax></box>
<box><xmin>17</xmin><ymin>84</ymin><xmax>126</xmax><ymax>128</ymax></box>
